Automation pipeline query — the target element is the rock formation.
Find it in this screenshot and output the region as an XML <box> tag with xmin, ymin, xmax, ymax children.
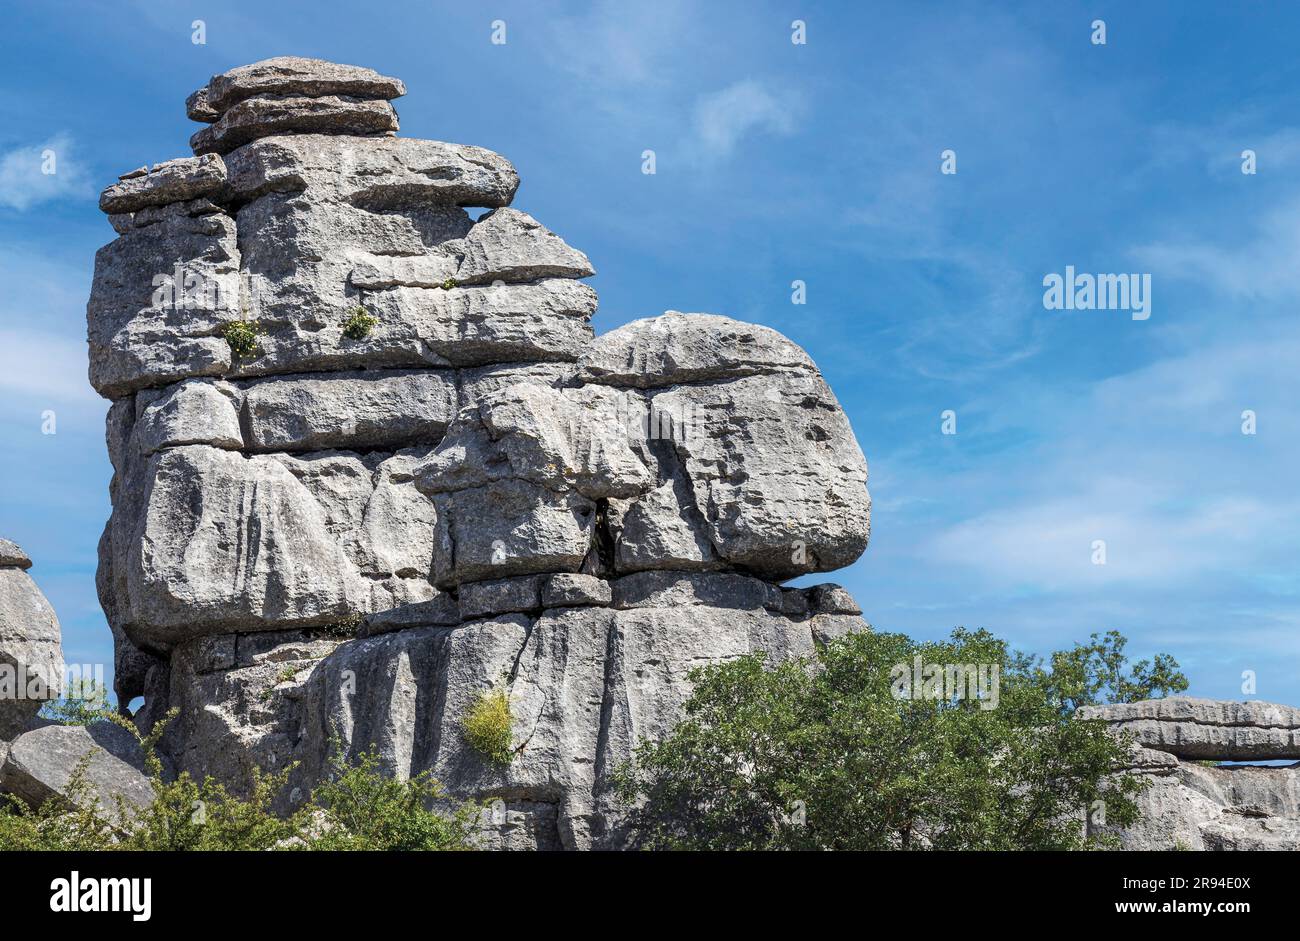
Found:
<box><xmin>1081</xmin><ymin>697</ymin><xmax>1300</xmax><ymax>849</ymax></box>
<box><xmin>86</xmin><ymin>57</ymin><xmax>872</xmax><ymax>848</ymax></box>
<box><xmin>0</xmin><ymin>540</ymin><xmax>63</xmax><ymax>742</ymax></box>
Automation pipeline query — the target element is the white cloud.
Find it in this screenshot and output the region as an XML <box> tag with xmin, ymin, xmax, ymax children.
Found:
<box><xmin>544</xmin><ymin>0</ymin><xmax>694</xmax><ymax>91</ymax></box>
<box><xmin>690</xmin><ymin>80</ymin><xmax>799</xmax><ymax>161</ymax></box>
<box><xmin>1133</xmin><ymin>195</ymin><xmax>1300</xmax><ymax>302</ymax></box>
<box><xmin>0</xmin><ymin>327</ymin><xmax>98</xmax><ymax>405</ymax></box>
<box><xmin>0</xmin><ymin>134</ymin><xmax>92</xmax><ymax>211</ymax></box>
<box><xmin>915</xmin><ymin>331</ymin><xmax>1300</xmax><ymax>590</ymax></box>
<box><xmin>0</xmin><ymin>245</ymin><xmax>98</xmax><ymax>407</ymax></box>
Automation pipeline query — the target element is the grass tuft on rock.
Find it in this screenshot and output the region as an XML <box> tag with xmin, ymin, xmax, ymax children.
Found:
<box><xmin>462</xmin><ymin>687</ymin><xmax>514</xmax><ymax>766</ymax></box>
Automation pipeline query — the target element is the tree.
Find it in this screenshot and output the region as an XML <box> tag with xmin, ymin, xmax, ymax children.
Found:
<box><xmin>39</xmin><ymin>677</ymin><xmax>116</xmax><ymax>726</ymax></box>
<box><xmin>616</xmin><ymin>628</ymin><xmax>1186</xmax><ymax>850</ymax></box>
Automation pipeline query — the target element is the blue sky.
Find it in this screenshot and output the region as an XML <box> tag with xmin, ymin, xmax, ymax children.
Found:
<box><xmin>1</xmin><ymin>1</ymin><xmax>1297</xmax><ymax>704</ymax></box>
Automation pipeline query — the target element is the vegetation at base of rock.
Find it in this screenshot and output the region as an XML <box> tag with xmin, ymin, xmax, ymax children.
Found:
<box><xmin>0</xmin><ymin>712</ymin><xmax>478</xmax><ymax>851</ymax></box>
<box><xmin>220</xmin><ymin>319</ymin><xmax>262</xmax><ymax>359</ymax></box>
<box><xmin>341</xmin><ymin>306</ymin><xmax>378</xmax><ymax>340</ymax></box>
<box><xmin>39</xmin><ymin>678</ymin><xmax>116</xmax><ymax>726</ymax></box>
<box><xmin>462</xmin><ymin>687</ymin><xmax>514</xmax><ymax>766</ymax></box>
<box><xmin>616</xmin><ymin>629</ymin><xmax>1188</xmax><ymax>851</ymax></box>
<box><xmin>439</xmin><ymin>277</ymin><xmax>456</xmax><ymax>290</ymax></box>
<box><xmin>309</xmin><ymin>750</ymin><xmax>477</xmax><ymax>850</ymax></box>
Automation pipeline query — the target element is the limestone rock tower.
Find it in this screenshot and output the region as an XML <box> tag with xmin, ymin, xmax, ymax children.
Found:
<box><xmin>88</xmin><ymin>57</ymin><xmax>872</xmax><ymax>848</ymax></box>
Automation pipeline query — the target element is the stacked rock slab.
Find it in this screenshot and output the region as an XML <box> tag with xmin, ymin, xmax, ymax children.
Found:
<box><xmin>88</xmin><ymin>58</ymin><xmax>872</xmax><ymax>848</ymax></box>
<box><xmin>1080</xmin><ymin>697</ymin><xmax>1300</xmax><ymax>850</ymax></box>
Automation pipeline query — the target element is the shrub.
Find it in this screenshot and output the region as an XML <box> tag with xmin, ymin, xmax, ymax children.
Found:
<box><xmin>342</xmin><ymin>306</ymin><xmax>378</xmax><ymax>340</ymax></box>
<box><xmin>306</xmin><ymin>750</ymin><xmax>477</xmax><ymax>851</ymax></box>
<box><xmin>221</xmin><ymin>319</ymin><xmax>261</xmax><ymax>359</ymax></box>
<box><xmin>462</xmin><ymin>687</ymin><xmax>514</xmax><ymax>766</ymax></box>
<box><xmin>439</xmin><ymin>277</ymin><xmax>457</xmax><ymax>290</ymax></box>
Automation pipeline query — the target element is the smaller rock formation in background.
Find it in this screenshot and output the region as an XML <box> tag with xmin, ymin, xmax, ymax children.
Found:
<box><xmin>1081</xmin><ymin>697</ymin><xmax>1300</xmax><ymax>850</ymax></box>
<box><xmin>0</xmin><ymin>539</ymin><xmax>63</xmax><ymax>741</ymax></box>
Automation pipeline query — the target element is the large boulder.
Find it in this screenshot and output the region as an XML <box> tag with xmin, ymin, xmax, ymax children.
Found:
<box><xmin>0</xmin><ymin>722</ymin><xmax>155</xmax><ymax>815</ymax></box>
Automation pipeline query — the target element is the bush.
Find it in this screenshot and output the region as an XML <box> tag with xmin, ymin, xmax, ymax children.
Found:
<box><xmin>462</xmin><ymin>688</ymin><xmax>514</xmax><ymax>766</ymax></box>
<box><xmin>616</xmin><ymin>628</ymin><xmax>1186</xmax><ymax>851</ymax></box>
<box><xmin>220</xmin><ymin>319</ymin><xmax>261</xmax><ymax>359</ymax></box>
<box><xmin>440</xmin><ymin>277</ymin><xmax>457</xmax><ymax>290</ymax></box>
<box><xmin>342</xmin><ymin>306</ymin><xmax>378</xmax><ymax>340</ymax></box>
<box><xmin>307</xmin><ymin>750</ymin><xmax>477</xmax><ymax>851</ymax></box>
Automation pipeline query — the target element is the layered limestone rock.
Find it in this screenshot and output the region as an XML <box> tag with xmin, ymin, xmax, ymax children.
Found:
<box><xmin>87</xmin><ymin>57</ymin><xmax>872</xmax><ymax>848</ymax></box>
<box><xmin>1083</xmin><ymin>697</ymin><xmax>1300</xmax><ymax>850</ymax></box>
<box><xmin>0</xmin><ymin>540</ymin><xmax>63</xmax><ymax>741</ymax></box>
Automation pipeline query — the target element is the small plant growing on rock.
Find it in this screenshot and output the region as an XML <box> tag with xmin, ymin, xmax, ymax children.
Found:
<box><xmin>221</xmin><ymin>319</ymin><xmax>262</xmax><ymax>359</ymax></box>
<box><xmin>463</xmin><ymin>687</ymin><xmax>514</xmax><ymax>766</ymax></box>
<box><xmin>342</xmin><ymin>306</ymin><xmax>378</xmax><ymax>340</ymax></box>
<box><xmin>312</xmin><ymin>615</ymin><xmax>363</xmax><ymax>640</ymax></box>
<box><xmin>439</xmin><ymin>277</ymin><xmax>457</xmax><ymax>290</ymax></box>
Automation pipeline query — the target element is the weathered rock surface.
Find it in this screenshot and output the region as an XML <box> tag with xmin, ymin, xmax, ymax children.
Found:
<box><xmin>1082</xmin><ymin>698</ymin><xmax>1300</xmax><ymax>850</ymax></box>
<box><xmin>191</xmin><ymin>95</ymin><xmax>400</xmax><ymax>156</ymax></box>
<box><xmin>200</xmin><ymin>56</ymin><xmax>406</xmax><ymax>114</ymax></box>
<box><xmin>99</xmin><ymin>154</ymin><xmax>227</xmax><ymax>215</ymax></box>
<box><xmin>1079</xmin><ymin>697</ymin><xmax>1300</xmax><ymax>761</ymax></box>
<box><xmin>0</xmin><ymin>540</ymin><xmax>31</xmax><ymax>571</ymax></box>
<box><xmin>0</xmin><ymin>722</ymin><xmax>156</xmax><ymax>814</ymax></box>
<box><xmin>0</xmin><ymin>545</ymin><xmax>64</xmax><ymax>740</ymax></box>
<box><xmin>452</xmin><ymin>208</ymin><xmax>595</xmax><ymax>284</ymax></box>
<box><xmin>86</xmin><ymin>57</ymin><xmax>877</xmax><ymax>848</ymax></box>
<box><xmin>87</xmin><ymin>199</ymin><xmax>239</xmax><ymax>399</ymax></box>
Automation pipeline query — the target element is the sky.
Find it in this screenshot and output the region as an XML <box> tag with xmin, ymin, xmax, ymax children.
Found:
<box><xmin>0</xmin><ymin>0</ymin><xmax>1297</xmax><ymax>705</ymax></box>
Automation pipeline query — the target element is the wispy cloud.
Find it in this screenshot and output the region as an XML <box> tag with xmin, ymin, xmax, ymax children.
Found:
<box><xmin>1133</xmin><ymin>195</ymin><xmax>1300</xmax><ymax>302</ymax></box>
<box><xmin>0</xmin><ymin>134</ymin><xmax>92</xmax><ymax>211</ymax></box>
<box><xmin>689</xmin><ymin>79</ymin><xmax>800</xmax><ymax>162</ymax></box>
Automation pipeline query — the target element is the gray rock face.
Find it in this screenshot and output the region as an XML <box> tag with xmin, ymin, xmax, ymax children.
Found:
<box><xmin>453</xmin><ymin>208</ymin><xmax>595</xmax><ymax>284</ymax></box>
<box><xmin>1079</xmin><ymin>697</ymin><xmax>1300</xmax><ymax>761</ymax></box>
<box><xmin>99</xmin><ymin>154</ymin><xmax>227</xmax><ymax>215</ymax></box>
<box><xmin>87</xmin><ymin>199</ymin><xmax>239</xmax><ymax>399</ymax></box>
<box><xmin>0</xmin><ymin>722</ymin><xmax>156</xmax><ymax>814</ymax></box>
<box><xmin>201</xmin><ymin>56</ymin><xmax>406</xmax><ymax>114</ymax></box>
<box><xmin>87</xmin><ymin>57</ymin><xmax>876</xmax><ymax>848</ymax></box>
<box><xmin>0</xmin><ymin>546</ymin><xmax>64</xmax><ymax>741</ymax></box>
<box><xmin>0</xmin><ymin>540</ymin><xmax>31</xmax><ymax>571</ymax></box>
<box><xmin>1080</xmin><ymin>699</ymin><xmax>1300</xmax><ymax>850</ymax></box>
<box><xmin>191</xmin><ymin>95</ymin><xmax>400</xmax><ymax>156</ymax></box>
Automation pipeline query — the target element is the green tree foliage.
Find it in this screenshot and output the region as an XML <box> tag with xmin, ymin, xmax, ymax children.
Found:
<box><xmin>0</xmin><ymin>753</ymin><xmax>120</xmax><ymax>851</ymax></box>
<box><xmin>39</xmin><ymin>678</ymin><xmax>116</xmax><ymax>726</ymax></box>
<box><xmin>1024</xmin><ymin>629</ymin><xmax>1190</xmax><ymax>713</ymax></box>
<box><xmin>617</xmin><ymin>628</ymin><xmax>1187</xmax><ymax>850</ymax></box>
